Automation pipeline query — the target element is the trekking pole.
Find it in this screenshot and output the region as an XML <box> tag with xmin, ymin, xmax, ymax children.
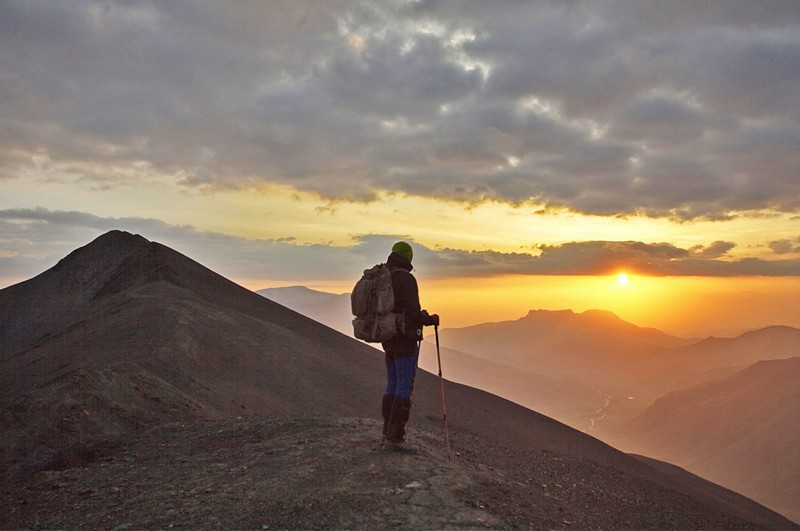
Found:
<box><xmin>434</xmin><ymin>325</ymin><xmax>451</xmax><ymax>457</ymax></box>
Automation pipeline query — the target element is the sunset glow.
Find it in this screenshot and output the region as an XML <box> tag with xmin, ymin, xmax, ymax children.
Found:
<box><xmin>415</xmin><ymin>275</ymin><xmax>800</xmax><ymax>337</ymax></box>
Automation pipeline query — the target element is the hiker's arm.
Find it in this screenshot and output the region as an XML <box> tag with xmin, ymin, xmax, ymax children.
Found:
<box><xmin>395</xmin><ymin>272</ymin><xmax>438</xmax><ymax>327</ymax></box>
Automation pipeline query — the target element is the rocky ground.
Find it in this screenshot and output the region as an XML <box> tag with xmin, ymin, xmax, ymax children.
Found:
<box><xmin>2</xmin><ymin>416</ymin><xmax>786</xmax><ymax>530</ymax></box>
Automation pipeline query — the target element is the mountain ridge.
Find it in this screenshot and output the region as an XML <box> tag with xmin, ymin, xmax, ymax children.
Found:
<box><xmin>1</xmin><ymin>230</ymin><xmax>795</xmax><ymax>528</ymax></box>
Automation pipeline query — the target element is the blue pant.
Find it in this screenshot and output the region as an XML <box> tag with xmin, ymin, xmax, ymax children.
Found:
<box><xmin>384</xmin><ymin>343</ymin><xmax>420</xmax><ymax>399</ymax></box>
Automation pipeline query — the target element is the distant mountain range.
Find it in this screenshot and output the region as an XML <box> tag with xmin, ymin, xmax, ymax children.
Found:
<box><xmin>435</xmin><ymin>308</ymin><xmax>692</xmax><ymax>393</ymax></box>
<box><xmin>259</xmin><ymin>283</ymin><xmax>800</xmax><ymax>522</ymax></box>
<box><xmin>257</xmin><ymin>285</ymin><xmax>353</xmax><ymax>337</ymax></box>
<box><xmin>1</xmin><ymin>231</ymin><xmax>794</xmax><ymax>528</ymax></box>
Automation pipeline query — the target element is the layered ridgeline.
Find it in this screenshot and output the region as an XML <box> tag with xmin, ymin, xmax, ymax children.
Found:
<box><xmin>1</xmin><ymin>231</ymin><xmax>795</xmax><ymax>529</ymax></box>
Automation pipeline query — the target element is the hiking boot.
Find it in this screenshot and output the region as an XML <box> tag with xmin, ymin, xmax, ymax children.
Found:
<box><xmin>386</xmin><ymin>397</ymin><xmax>412</xmax><ymax>443</ymax></box>
<box><xmin>381</xmin><ymin>394</ymin><xmax>394</xmax><ymax>438</ymax></box>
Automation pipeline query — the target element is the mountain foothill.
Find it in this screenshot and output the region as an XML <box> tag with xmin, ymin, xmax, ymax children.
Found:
<box><xmin>1</xmin><ymin>231</ymin><xmax>796</xmax><ymax>528</ymax></box>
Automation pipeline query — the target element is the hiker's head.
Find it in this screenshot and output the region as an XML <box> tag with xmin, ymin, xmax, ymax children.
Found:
<box><xmin>391</xmin><ymin>241</ymin><xmax>413</xmax><ymax>263</ymax></box>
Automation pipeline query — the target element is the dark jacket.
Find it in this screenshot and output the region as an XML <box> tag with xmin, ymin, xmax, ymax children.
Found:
<box><xmin>382</xmin><ymin>252</ymin><xmax>424</xmax><ymax>356</ymax></box>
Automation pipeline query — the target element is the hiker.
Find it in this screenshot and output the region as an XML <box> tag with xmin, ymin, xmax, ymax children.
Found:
<box><xmin>381</xmin><ymin>241</ymin><xmax>439</xmax><ymax>447</ymax></box>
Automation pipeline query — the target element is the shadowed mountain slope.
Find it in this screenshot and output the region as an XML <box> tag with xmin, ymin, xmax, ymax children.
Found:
<box><xmin>1</xmin><ymin>231</ymin><xmax>389</xmax><ymax>439</ymax></box>
<box><xmin>0</xmin><ymin>231</ymin><xmax>795</xmax><ymax>528</ymax></box>
<box><xmin>611</xmin><ymin>356</ymin><xmax>800</xmax><ymax>523</ymax></box>
<box><xmin>258</xmin><ymin>285</ymin><xmax>353</xmax><ymax>337</ymax></box>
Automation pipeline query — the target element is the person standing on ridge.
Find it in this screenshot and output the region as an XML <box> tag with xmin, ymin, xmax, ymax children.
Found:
<box><xmin>381</xmin><ymin>241</ymin><xmax>439</xmax><ymax>450</ymax></box>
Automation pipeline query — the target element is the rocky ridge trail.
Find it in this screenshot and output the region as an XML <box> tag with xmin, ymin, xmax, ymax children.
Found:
<box><xmin>3</xmin><ymin>417</ymin><xmax>505</xmax><ymax>529</ymax></box>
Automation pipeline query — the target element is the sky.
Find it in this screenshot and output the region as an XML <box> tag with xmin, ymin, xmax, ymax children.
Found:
<box><xmin>1</xmin><ymin>1</ymin><xmax>799</xmax><ymax>336</ymax></box>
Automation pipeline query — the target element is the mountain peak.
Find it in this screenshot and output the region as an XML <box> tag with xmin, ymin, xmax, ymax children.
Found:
<box><xmin>0</xmin><ymin>231</ymin><xmax>176</xmax><ymax>355</ymax></box>
<box><xmin>59</xmin><ymin>230</ymin><xmax>150</xmax><ymax>262</ymax></box>
<box><xmin>48</xmin><ymin>230</ymin><xmax>161</xmax><ymax>299</ymax></box>
<box><xmin>54</xmin><ymin>230</ymin><xmax>150</xmax><ymax>270</ymax></box>
<box><xmin>93</xmin><ymin>229</ymin><xmax>147</xmax><ymax>246</ymax></box>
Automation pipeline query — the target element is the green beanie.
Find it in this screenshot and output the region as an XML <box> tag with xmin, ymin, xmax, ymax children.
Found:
<box><xmin>391</xmin><ymin>241</ymin><xmax>413</xmax><ymax>263</ymax></box>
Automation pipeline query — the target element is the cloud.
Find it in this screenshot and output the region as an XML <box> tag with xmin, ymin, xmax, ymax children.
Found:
<box><xmin>690</xmin><ymin>241</ymin><xmax>737</xmax><ymax>259</ymax></box>
<box><xmin>2</xmin><ymin>1</ymin><xmax>799</xmax><ymax>219</ymax></box>
<box><xmin>2</xmin><ymin>209</ymin><xmax>798</xmax><ymax>289</ymax></box>
<box><xmin>422</xmin><ymin>240</ymin><xmax>800</xmax><ymax>277</ymax></box>
<box><xmin>769</xmin><ymin>237</ymin><xmax>800</xmax><ymax>254</ymax></box>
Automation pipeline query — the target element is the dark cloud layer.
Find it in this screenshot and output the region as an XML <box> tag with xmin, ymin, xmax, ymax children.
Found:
<box><xmin>2</xmin><ymin>1</ymin><xmax>799</xmax><ymax>218</ymax></box>
<box><xmin>421</xmin><ymin>240</ymin><xmax>800</xmax><ymax>278</ymax></box>
<box><xmin>1</xmin><ymin>209</ymin><xmax>798</xmax><ymax>288</ymax></box>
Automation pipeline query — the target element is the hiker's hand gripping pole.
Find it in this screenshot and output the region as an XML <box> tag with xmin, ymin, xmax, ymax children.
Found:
<box><xmin>435</xmin><ymin>325</ymin><xmax>451</xmax><ymax>456</ymax></box>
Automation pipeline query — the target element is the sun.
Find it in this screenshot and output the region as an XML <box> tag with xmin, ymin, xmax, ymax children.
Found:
<box><xmin>617</xmin><ymin>273</ymin><xmax>629</xmax><ymax>287</ymax></box>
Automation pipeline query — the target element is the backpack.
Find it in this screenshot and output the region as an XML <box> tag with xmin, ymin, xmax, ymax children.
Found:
<box><xmin>351</xmin><ymin>263</ymin><xmax>402</xmax><ymax>342</ymax></box>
